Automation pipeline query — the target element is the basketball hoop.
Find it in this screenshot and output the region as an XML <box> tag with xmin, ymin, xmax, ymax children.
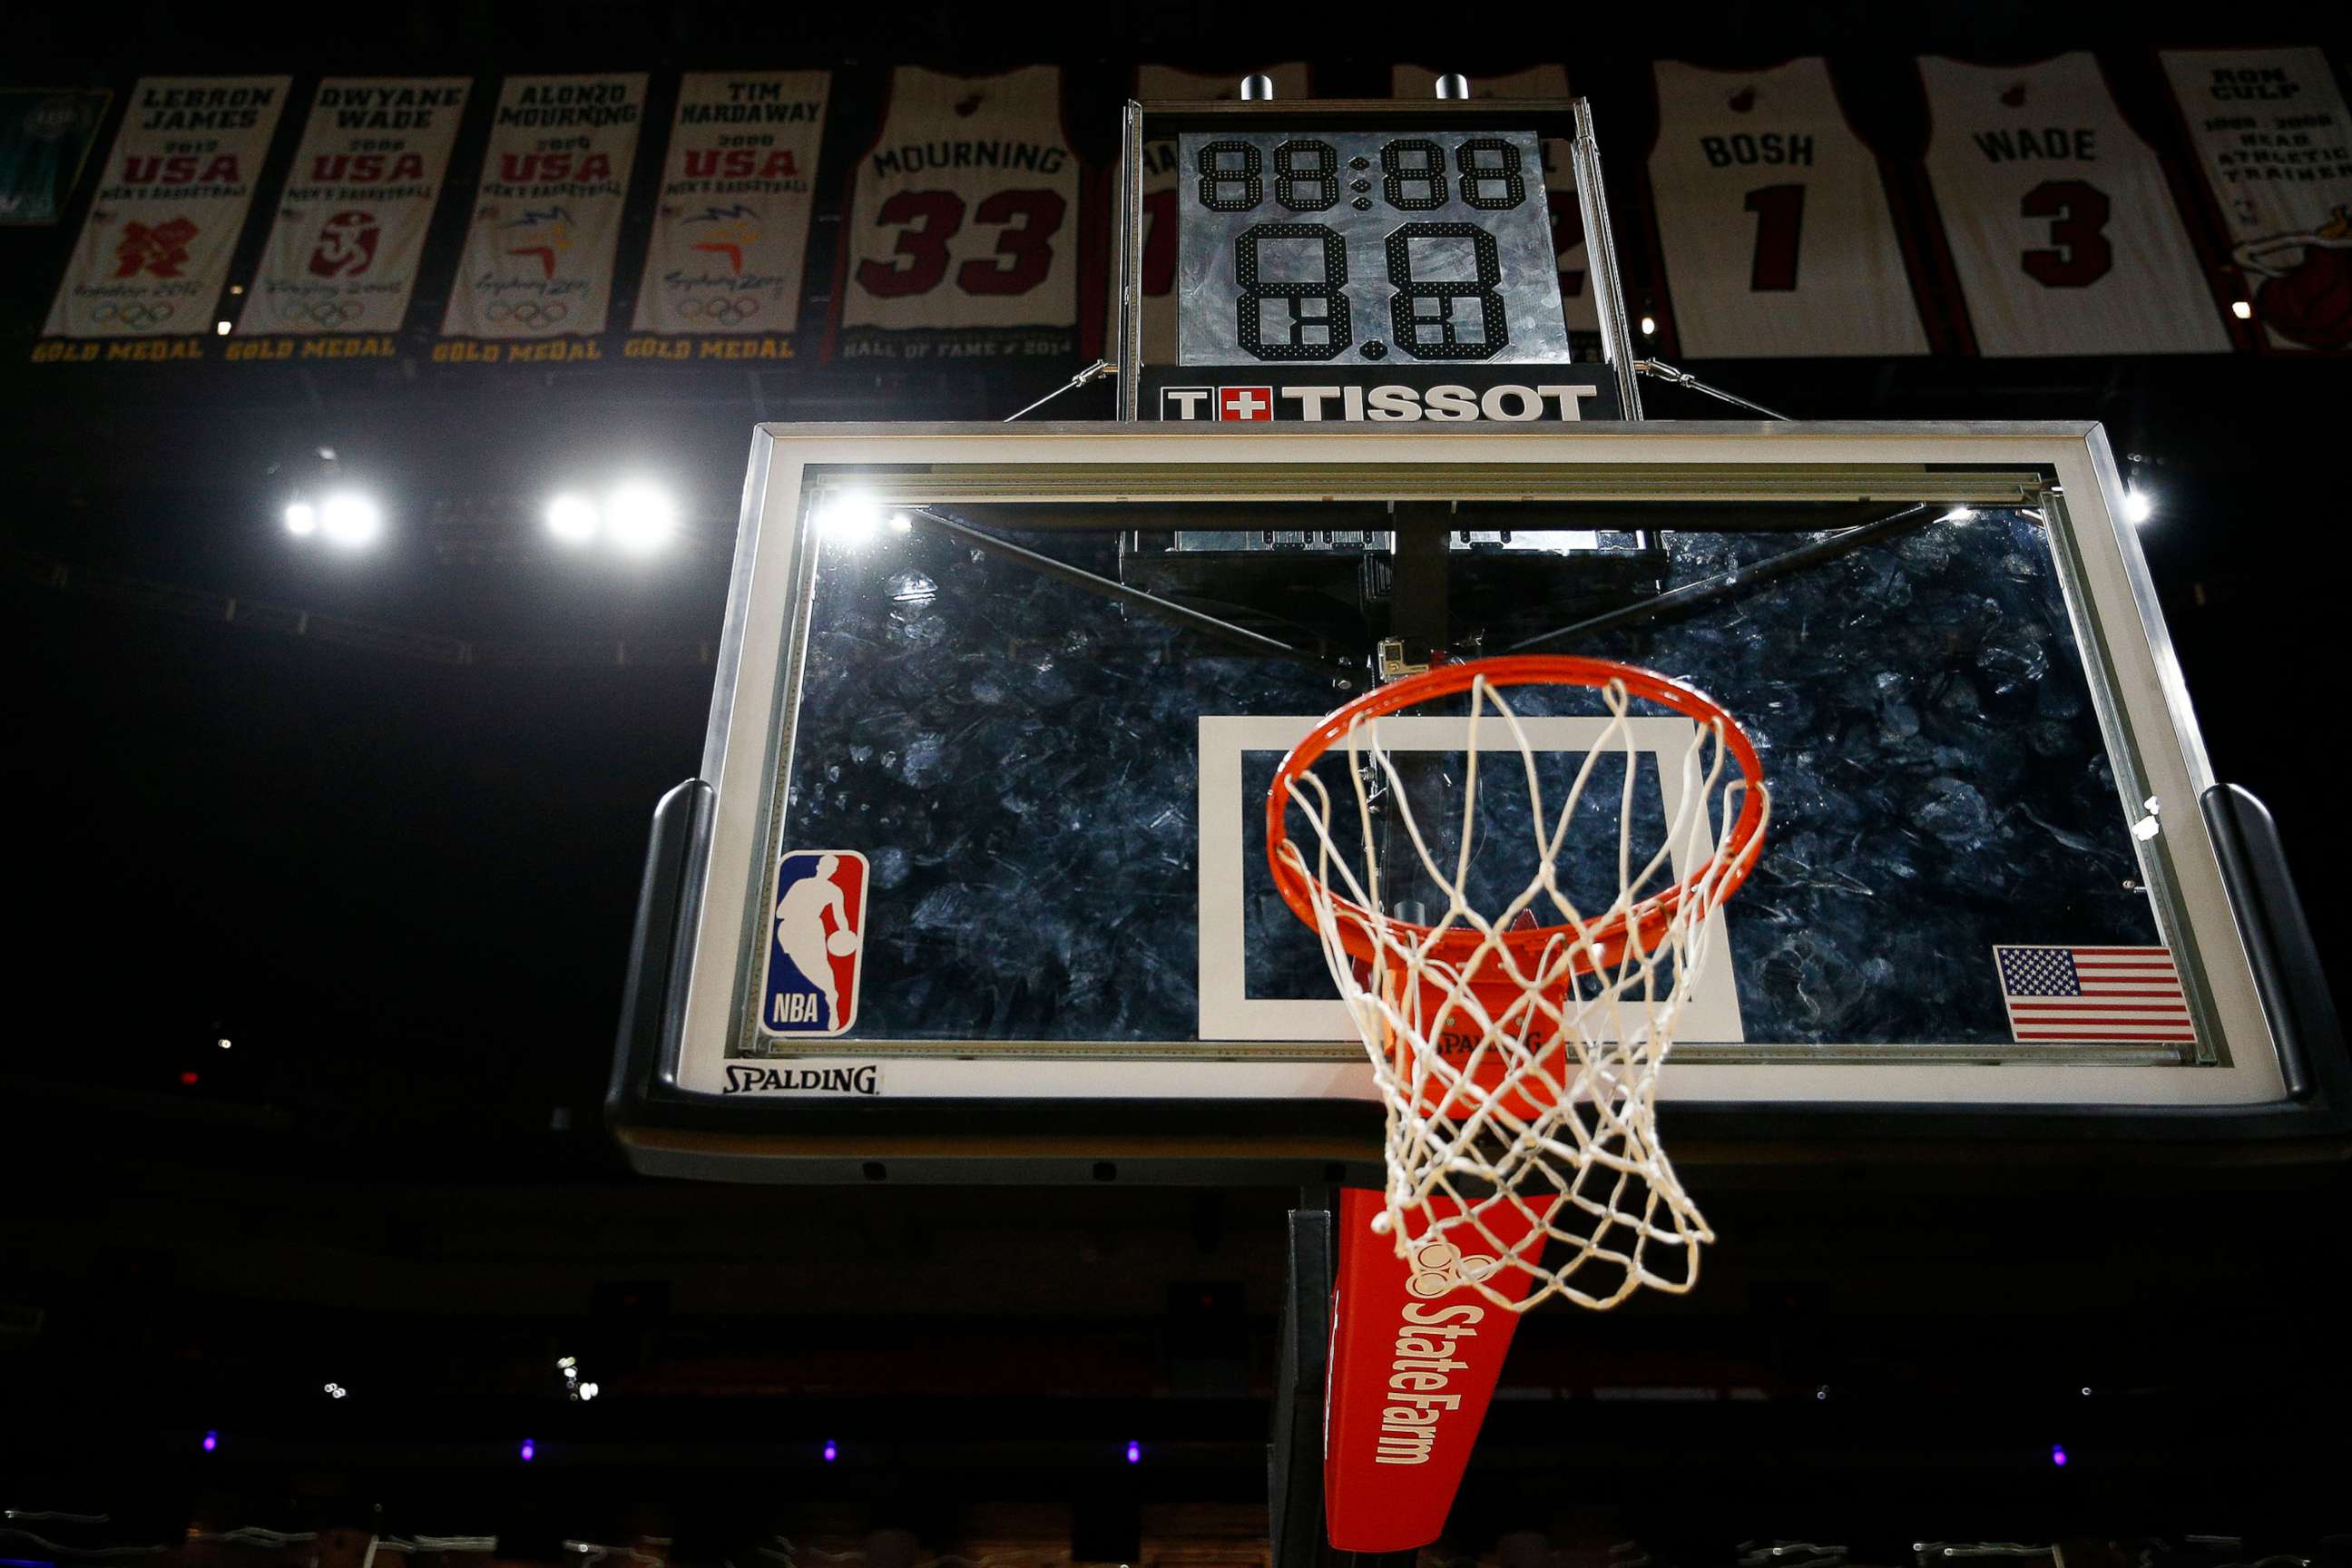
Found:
<box><xmin>1266</xmin><ymin>654</ymin><xmax>1769</xmax><ymax>1310</ymax></box>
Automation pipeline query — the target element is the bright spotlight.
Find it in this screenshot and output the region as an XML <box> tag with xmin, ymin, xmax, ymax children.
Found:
<box><xmin>2231</xmin><ymin>300</ymin><xmax>2253</xmax><ymax>320</ymax></box>
<box><xmin>1639</xmin><ymin>315</ymin><xmax>1657</xmax><ymax>336</ymax></box>
<box><xmin>606</xmin><ymin>483</ymin><xmax>677</xmax><ymax>554</ymax></box>
<box><xmin>319</xmin><ymin>493</ymin><xmax>383</xmax><ymax>547</ymax></box>
<box><xmin>2122</xmin><ymin>487</ymin><xmax>2153</xmax><ymax>526</ymax></box>
<box><xmin>817</xmin><ymin>493</ymin><xmax>884</xmax><ymax>544</ymax></box>
<box><xmin>546</xmin><ymin>494</ymin><xmax>601</xmax><ymax>545</ymax></box>
<box><xmin>283</xmin><ymin>501</ymin><xmax>318</xmax><ymax>537</ymax></box>
<box><xmin>887</xmin><ymin>512</ymin><xmax>914</xmax><ymax>534</ymax></box>
<box><xmin>215</xmin><ymin>320</ymin><xmax>231</xmax><ymax>337</ymax></box>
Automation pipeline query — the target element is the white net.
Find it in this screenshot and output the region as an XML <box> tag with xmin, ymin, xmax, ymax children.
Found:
<box><xmin>1273</xmin><ymin>665</ymin><xmax>1769</xmax><ymax>1312</ymax></box>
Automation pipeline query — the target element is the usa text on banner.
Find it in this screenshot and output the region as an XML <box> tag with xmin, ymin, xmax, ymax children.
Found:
<box><xmin>1120</xmin><ymin>63</ymin><xmax>1311</xmax><ymax>369</ymax></box>
<box><xmin>1645</xmin><ymin>59</ymin><xmax>1928</xmax><ymax>358</ymax></box>
<box><xmin>234</xmin><ymin>78</ymin><xmax>469</xmax><ymax>358</ymax></box>
<box><xmin>828</xmin><ymin>65</ymin><xmax>1080</xmax><ymax>363</ymax></box>
<box><xmin>40</xmin><ymin>76</ymin><xmax>289</xmax><ymax>352</ymax></box>
<box><xmin>2162</xmin><ymin>47</ymin><xmax>2352</xmax><ymax>354</ymax></box>
<box><xmin>0</xmin><ymin>88</ymin><xmax>113</xmax><ymax>227</ymax></box>
<box><xmin>626</xmin><ymin>71</ymin><xmax>828</xmax><ymax>363</ymax></box>
<box><xmin>1921</xmin><ymin>54</ymin><xmax>2228</xmax><ymax>358</ymax></box>
<box><xmin>1393</xmin><ymin>65</ymin><xmax>1594</xmax><ymax>342</ymax></box>
<box><xmin>437</xmin><ymin>74</ymin><xmax>646</xmax><ymax>358</ymax></box>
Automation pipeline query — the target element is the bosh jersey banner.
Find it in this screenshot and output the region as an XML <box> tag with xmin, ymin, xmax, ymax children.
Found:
<box><xmin>41</xmin><ymin>76</ymin><xmax>289</xmax><ymax>349</ymax></box>
<box><xmin>760</xmin><ymin>850</ymin><xmax>870</xmax><ymax>1037</ymax></box>
<box><xmin>828</xmin><ymin>65</ymin><xmax>1080</xmax><ymax>362</ymax></box>
<box><xmin>2162</xmin><ymin>48</ymin><xmax>2352</xmax><ymax>354</ymax></box>
<box><xmin>236</xmin><ymin>78</ymin><xmax>468</xmax><ymax>353</ymax></box>
<box><xmin>438</xmin><ymin>74</ymin><xmax>645</xmax><ymax>355</ymax></box>
<box><xmin>627</xmin><ymin>71</ymin><xmax>828</xmax><ymax>361</ymax></box>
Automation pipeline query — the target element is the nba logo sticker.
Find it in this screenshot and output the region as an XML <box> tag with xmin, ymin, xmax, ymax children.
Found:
<box><xmin>760</xmin><ymin>850</ymin><xmax>869</xmax><ymax>1036</ymax></box>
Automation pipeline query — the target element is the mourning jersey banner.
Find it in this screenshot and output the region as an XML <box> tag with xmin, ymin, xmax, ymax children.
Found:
<box><xmin>2162</xmin><ymin>48</ymin><xmax>2352</xmax><ymax>353</ymax></box>
<box><xmin>42</xmin><ymin>76</ymin><xmax>289</xmax><ymax>344</ymax></box>
<box><xmin>1647</xmin><ymin>59</ymin><xmax>1927</xmax><ymax>358</ymax></box>
<box><xmin>240</xmin><ymin>78</ymin><xmax>468</xmax><ymax>348</ymax></box>
<box><xmin>1</xmin><ymin>88</ymin><xmax>112</xmax><ymax>226</ymax></box>
<box><xmin>439</xmin><ymin>74</ymin><xmax>646</xmax><ymax>350</ymax></box>
<box><xmin>830</xmin><ymin>65</ymin><xmax>1079</xmax><ymax>361</ymax></box>
<box><xmin>1921</xmin><ymin>54</ymin><xmax>2227</xmax><ymax>357</ymax></box>
<box><xmin>629</xmin><ymin>70</ymin><xmax>828</xmax><ymax>359</ymax></box>
<box><xmin>1394</xmin><ymin>64</ymin><xmax>1596</xmax><ymax>341</ymax></box>
<box><xmin>1123</xmin><ymin>63</ymin><xmax>1310</xmax><ymax>368</ymax></box>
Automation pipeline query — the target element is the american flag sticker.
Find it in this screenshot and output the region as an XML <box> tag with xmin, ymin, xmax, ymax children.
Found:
<box><xmin>1993</xmin><ymin>945</ymin><xmax>2193</xmax><ymax>1044</ymax></box>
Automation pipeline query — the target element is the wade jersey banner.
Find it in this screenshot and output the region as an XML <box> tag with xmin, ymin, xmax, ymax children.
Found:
<box><xmin>439</xmin><ymin>74</ymin><xmax>646</xmax><ymax>348</ymax></box>
<box><xmin>829</xmin><ymin>65</ymin><xmax>1080</xmax><ymax>361</ymax></box>
<box><xmin>42</xmin><ymin>76</ymin><xmax>290</xmax><ymax>345</ymax></box>
<box><xmin>240</xmin><ymin>78</ymin><xmax>468</xmax><ymax>347</ymax></box>
<box><xmin>0</xmin><ymin>88</ymin><xmax>112</xmax><ymax>227</ymax></box>
<box><xmin>2162</xmin><ymin>47</ymin><xmax>2352</xmax><ymax>353</ymax></box>
<box><xmin>1922</xmin><ymin>54</ymin><xmax>2227</xmax><ymax>358</ymax></box>
<box><xmin>1646</xmin><ymin>60</ymin><xmax>1927</xmax><ymax>359</ymax></box>
<box><xmin>1122</xmin><ymin>64</ymin><xmax>1311</xmax><ymax>368</ymax></box>
<box><xmin>1393</xmin><ymin>64</ymin><xmax>1595</xmax><ymax>342</ymax></box>
<box><xmin>630</xmin><ymin>70</ymin><xmax>828</xmax><ymax>358</ymax></box>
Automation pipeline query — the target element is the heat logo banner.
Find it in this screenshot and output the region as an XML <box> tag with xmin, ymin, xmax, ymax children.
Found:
<box><xmin>239</xmin><ymin>78</ymin><xmax>469</xmax><ymax>348</ymax></box>
<box><xmin>760</xmin><ymin>850</ymin><xmax>870</xmax><ymax>1037</ymax></box>
<box><xmin>41</xmin><ymin>76</ymin><xmax>289</xmax><ymax>345</ymax></box>
<box><xmin>439</xmin><ymin>74</ymin><xmax>646</xmax><ymax>351</ymax></box>
<box><xmin>628</xmin><ymin>71</ymin><xmax>828</xmax><ymax>361</ymax></box>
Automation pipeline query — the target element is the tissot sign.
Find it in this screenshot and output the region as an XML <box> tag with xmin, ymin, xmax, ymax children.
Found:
<box><xmin>1138</xmin><ymin>363</ymin><xmax>1619</xmax><ymax>422</ymax></box>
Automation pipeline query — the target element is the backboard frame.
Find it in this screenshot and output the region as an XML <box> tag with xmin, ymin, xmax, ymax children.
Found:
<box><xmin>608</xmin><ymin>421</ymin><xmax>2347</xmax><ymax>1183</ymax></box>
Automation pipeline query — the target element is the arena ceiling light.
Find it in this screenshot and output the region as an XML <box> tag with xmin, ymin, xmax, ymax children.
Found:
<box><xmin>2122</xmin><ymin>487</ymin><xmax>2154</xmax><ymax>526</ymax></box>
<box><xmin>318</xmin><ymin>492</ymin><xmax>384</xmax><ymax>548</ymax></box>
<box><xmin>545</xmin><ymin>493</ymin><xmax>602</xmax><ymax>546</ymax></box>
<box><xmin>605</xmin><ymin>482</ymin><xmax>678</xmax><ymax>554</ymax></box>
<box><xmin>283</xmin><ymin>500</ymin><xmax>318</xmax><ymax>537</ymax></box>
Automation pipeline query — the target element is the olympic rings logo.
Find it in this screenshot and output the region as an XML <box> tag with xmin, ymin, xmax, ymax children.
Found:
<box><xmin>280</xmin><ymin>299</ymin><xmax>363</xmax><ymax>327</ymax></box>
<box><xmin>679</xmin><ymin>296</ymin><xmax>760</xmax><ymax>324</ymax></box>
<box><xmin>486</xmin><ymin>300</ymin><xmax>571</xmax><ymax>327</ymax></box>
<box><xmin>92</xmin><ymin>301</ymin><xmax>176</xmax><ymax>328</ymax></box>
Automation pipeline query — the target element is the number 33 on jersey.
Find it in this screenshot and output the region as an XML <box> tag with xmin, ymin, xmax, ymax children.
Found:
<box><xmin>828</xmin><ymin>65</ymin><xmax>1080</xmax><ymax>361</ymax></box>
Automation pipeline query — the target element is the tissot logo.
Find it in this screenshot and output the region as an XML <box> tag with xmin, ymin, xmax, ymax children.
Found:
<box><xmin>721</xmin><ymin>1063</ymin><xmax>882</xmax><ymax>1095</ymax></box>
<box><xmin>1157</xmin><ymin>381</ymin><xmax>1601</xmax><ymax>423</ymax></box>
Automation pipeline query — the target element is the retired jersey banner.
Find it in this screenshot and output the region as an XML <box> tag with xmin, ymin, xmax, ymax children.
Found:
<box><xmin>1647</xmin><ymin>60</ymin><xmax>1927</xmax><ymax>358</ymax></box>
<box><xmin>829</xmin><ymin>65</ymin><xmax>1080</xmax><ymax>362</ymax></box>
<box><xmin>2162</xmin><ymin>48</ymin><xmax>2352</xmax><ymax>353</ymax></box>
<box><xmin>39</xmin><ymin>76</ymin><xmax>289</xmax><ymax>357</ymax></box>
<box><xmin>1</xmin><ymin>88</ymin><xmax>112</xmax><ymax>226</ymax></box>
<box><xmin>1394</xmin><ymin>65</ymin><xmax>1595</xmax><ymax>343</ymax></box>
<box><xmin>234</xmin><ymin>78</ymin><xmax>468</xmax><ymax>359</ymax></box>
<box><xmin>1922</xmin><ymin>54</ymin><xmax>2227</xmax><ymax>358</ymax></box>
<box><xmin>437</xmin><ymin>74</ymin><xmax>645</xmax><ymax>360</ymax></box>
<box><xmin>1120</xmin><ymin>64</ymin><xmax>1309</xmax><ymax>368</ymax></box>
<box><xmin>627</xmin><ymin>70</ymin><xmax>828</xmax><ymax>364</ymax></box>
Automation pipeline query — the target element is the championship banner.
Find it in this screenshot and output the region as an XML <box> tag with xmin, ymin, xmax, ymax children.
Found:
<box><xmin>1921</xmin><ymin>54</ymin><xmax>2227</xmax><ymax>358</ymax></box>
<box><xmin>1120</xmin><ymin>64</ymin><xmax>1310</xmax><ymax>368</ymax></box>
<box><xmin>1645</xmin><ymin>60</ymin><xmax>1928</xmax><ymax>358</ymax></box>
<box><xmin>828</xmin><ymin>65</ymin><xmax>1080</xmax><ymax>362</ymax></box>
<box><xmin>38</xmin><ymin>76</ymin><xmax>289</xmax><ymax>362</ymax></box>
<box><xmin>437</xmin><ymin>73</ymin><xmax>646</xmax><ymax>364</ymax></box>
<box><xmin>1393</xmin><ymin>65</ymin><xmax>1597</xmax><ymax>343</ymax></box>
<box><xmin>2162</xmin><ymin>47</ymin><xmax>2352</xmax><ymax>353</ymax></box>
<box><xmin>626</xmin><ymin>70</ymin><xmax>828</xmax><ymax>365</ymax></box>
<box><xmin>233</xmin><ymin>78</ymin><xmax>468</xmax><ymax>364</ymax></box>
<box><xmin>1</xmin><ymin>88</ymin><xmax>112</xmax><ymax>226</ymax></box>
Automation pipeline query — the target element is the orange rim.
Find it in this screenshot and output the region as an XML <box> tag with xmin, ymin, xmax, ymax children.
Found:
<box><xmin>1265</xmin><ymin>654</ymin><xmax>1768</xmax><ymax>975</ymax></box>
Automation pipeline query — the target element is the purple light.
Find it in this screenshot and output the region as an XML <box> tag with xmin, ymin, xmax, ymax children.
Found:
<box><xmin>520</xmin><ymin>1438</ymin><xmax>535</xmax><ymax>1463</ymax></box>
<box><xmin>822</xmin><ymin>1440</ymin><xmax>838</xmax><ymax>1463</ymax></box>
<box><xmin>201</xmin><ymin>1430</ymin><xmax>218</xmax><ymax>1453</ymax></box>
<box><xmin>1124</xmin><ymin>1441</ymin><xmax>1142</xmax><ymax>1465</ymax></box>
<box><xmin>2051</xmin><ymin>1444</ymin><xmax>2068</xmax><ymax>1467</ymax></box>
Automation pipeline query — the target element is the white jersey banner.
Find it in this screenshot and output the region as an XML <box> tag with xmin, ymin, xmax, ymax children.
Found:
<box><xmin>241</xmin><ymin>78</ymin><xmax>468</xmax><ymax>341</ymax></box>
<box><xmin>629</xmin><ymin>70</ymin><xmax>828</xmax><ymax>357</ymax></box>
<box><xmin>1122</xmin><ymin>64</ymin><xmax>1310</xmax><ymax>368</ymax></box>
<box><xmin>43</xmin><ymin>76</ymin><xmax>289</xmax><ymax>341</ymax></box>
<box><xmin>1647</xmin><ymin>59</ymin><xmax>1927</xmax><ymax>358</ymax></box>
<box><xmin>830</xmin><ymin>65</ymin><xmax>1080</xmax><ymax>361</ymax></box>
<box><xmin>1394</xmin><ymin>64</ymin><xmax>1596</xmax><ymax>341</ymax></box>
<box><xmin>441</xmin><ymin>74</ymin><xmax>646</xmax><ymax>342</ymax></box>
<box><xmin>2162</xmin><ymin>47</ymin><xmax>2352</xmax><ymax>353</ymax></box>
<box><xmin>1922</xmin><ymin>54</ymin><xmax>2227</xmax><ymax>357</ymax></box>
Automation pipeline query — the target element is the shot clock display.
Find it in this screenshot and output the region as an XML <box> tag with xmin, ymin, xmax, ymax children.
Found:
<box><xmin>1176</xmin><ymin>128</ymin><xmax>1573</xmax><ymax>368</ymax></box>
